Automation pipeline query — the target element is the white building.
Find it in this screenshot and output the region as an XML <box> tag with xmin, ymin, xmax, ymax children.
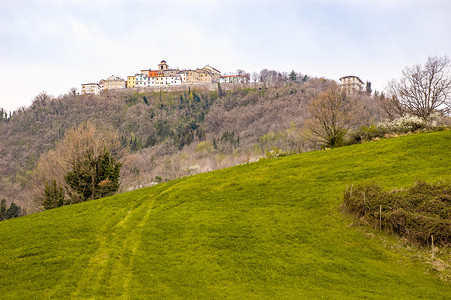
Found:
<box><xmin>135</xmin><ymin>73</ymin><xmax>148</xmax><ymax>87</ymax></box>
<box><xmin>179</xmin><ymin>71</ymin><xmax>188</xmax><ymax>83</ymax></box>
<box><xmin>81</xmin><ymin>83</ymin><xmax>101</xmax><ymax>95</ymax></box>
<box><xmin>154</xmin><ymin>75</ymin><xmax>182</xmax><ymax>86</ymax></box>
<box><xmin>134</xmin><ymin>73</ymin><xmax>182</xmax><ymax>87</ymax></box>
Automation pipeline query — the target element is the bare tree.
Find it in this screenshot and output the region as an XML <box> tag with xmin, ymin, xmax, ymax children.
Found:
<box><xmin>387</xmin><ymin>56</ymin><xmax>451</xmax><ymax>119</ymax></box>
<box><xmin>68</xmin><ymin>88</ymin><xmax>77</xmax><ymax>99</ymax></box>
<box><xmin>32</xmin><ymin>91</ymin><xmax>50</xmax><ymax>106</ymax></box>
<box><xmin>259</xmin><ymin>69</ymin><xmax>269</xmax><ymax>82</ymax></box>
<box><xmin>377</xmin><ymin>89</ymin><xmax>405</xmax><ymax>120</ymax></box>
<box><xmin>305</xmin><ymin>85</ymin><xmax>361</xmax><ymax>148</ymax></box>
<box><xmin>251</xmin><ymin>72</ymin><xmax>259</xmax><ymax>83</ymax></box>
<box><xmin>268</xmin><ymin>70</ymin><xmax>278</xmax><ymax>83</ymax></box>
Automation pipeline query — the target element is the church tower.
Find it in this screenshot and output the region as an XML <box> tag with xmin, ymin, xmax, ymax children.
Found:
<box><xmin>158</xmin><ymin>60</ymin><xmax>168</xmax><ymax>72</ymax></box>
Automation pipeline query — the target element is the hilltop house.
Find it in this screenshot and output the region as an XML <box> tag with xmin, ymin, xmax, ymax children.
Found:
<box><xmin>339</xmin><ymin>75</ymin><xmax>364</xmax><ymax>94</ymax></box>
<box><xmin>81</xmin><ymin>83</ymin><xmax>102</xmax><ymax>95</ymax></box>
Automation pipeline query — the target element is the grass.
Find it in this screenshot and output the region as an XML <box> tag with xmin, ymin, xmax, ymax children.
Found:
<box><xmin>1</xmin><ymin>131</ymin><xmax>450</xmax><ymax>298</ymax></box>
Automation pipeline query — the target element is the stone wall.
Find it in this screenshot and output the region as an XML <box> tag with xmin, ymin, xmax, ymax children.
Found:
<box><xmin>107</xmin><ymin>82</ymin><xmax>267</xmax><ymax>96</ymax></box>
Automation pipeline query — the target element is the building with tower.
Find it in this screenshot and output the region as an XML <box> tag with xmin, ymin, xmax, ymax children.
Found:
<box><xmin>81</xmin><ymin>58</ymin><xmax>251</xmax><ymax>93</ymax></box>
<box><xmin>158</xmin><ymin>60</ymin><xmax>169</xmax><ymax>72</ymax></box>
<box><xmin>123</xmin><ymin>59</ymin><xmax>224</xmax><ymax>89</ymax></box>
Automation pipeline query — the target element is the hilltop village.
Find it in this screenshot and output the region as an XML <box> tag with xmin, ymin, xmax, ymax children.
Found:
<box><xmin>81</xmin><ymin>59</ymin><xmax>367</xmax><ymax>96</ymax></box>
<box><xmin>81</xmin><ymin>60</ymin><xmax>250</xmax><ymax>95</ymax></box>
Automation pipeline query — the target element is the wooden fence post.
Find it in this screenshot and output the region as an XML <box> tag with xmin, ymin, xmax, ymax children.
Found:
<box><xmin>431</xmin><ymin>235</ymin><xmax>435</xmax><ymax>259</ymax></box>
<box><xmin>363</xmin><ymin>192</ymin><xmax>366</xmax><ymax>215</ymax></box>
<box><xmin>379</xmin><ymin>205</ymin><xmax>382</xmax><ymax>230</ymax></box>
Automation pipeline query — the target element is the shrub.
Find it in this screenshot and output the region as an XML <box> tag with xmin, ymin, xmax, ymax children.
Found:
<box><xmin>342</xmin><ymin>180</ymin><xmax>451</xmax><ymax>246</ymax></box>
<box><xmin>348</xmin><ymin>114</ymin><xmax>448</xmax><ymax>145</ymax></box>
<box><xmin>377</xmin><ymin>114</ymin><xmax>429</xmax><ymax>133</ymax></box>
<box><xmin>324</xmin><ymin>129</ymin><xmax>347</xmax><ymax>148</ymax></box>
<box><xmin>347</xmin><ymin>125</ymin><xmax>386</xmax><ymax>145</ymax></box>
<box><xmin>259</xmin><ymin>147</ymin><xmax>294</xmax><ymax>160</ymax></box>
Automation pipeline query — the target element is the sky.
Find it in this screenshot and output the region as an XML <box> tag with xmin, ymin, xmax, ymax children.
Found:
<box><xmin>0</xmin><ymin>0</ymin><xmax>450</xmax><ymax>112</ymax></box>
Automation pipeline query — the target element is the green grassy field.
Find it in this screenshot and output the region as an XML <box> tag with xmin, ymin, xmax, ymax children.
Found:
<box><xmin>1</xmin><ymin>131</ymin><xmax>450</xmax><ymax>298</ymax></box>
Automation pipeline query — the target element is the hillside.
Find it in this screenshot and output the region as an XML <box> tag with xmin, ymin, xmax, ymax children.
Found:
<box><xmin>1</xmin><ymin>131</ymin><xmax>450</xmax><ymax>298</ymax></box>
<box><xmin>0</xmin><ymin>81</ymin><xmax>383</xmax><ymax>211</ymax></box>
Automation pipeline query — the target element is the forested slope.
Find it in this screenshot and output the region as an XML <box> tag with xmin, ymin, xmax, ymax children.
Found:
<box><xmin>0</xmin><ymin>80</ymin><xmax>382</xmax><ymax>211</ymax></box>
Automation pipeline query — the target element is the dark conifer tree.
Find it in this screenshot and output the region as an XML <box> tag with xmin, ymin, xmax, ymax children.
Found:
<box><xmin>5</xmin><ymin>202</ymin><xmax>20</xmax><ymax>219</ymax></box>
<box><xmin>0</xmin><ymin>199</ymin><xmax>6</xmax><ymax>220</ymax></box>
<box><xmin>289</xmin><ymin>70</ymin><xmax>297</xmax><ymax>82</ymax></box>
<box><xmin>65</xmin><ymin>150</ymin><xmax>121</xmax><ymax>202</ymax></box>
<box><xmin>43</xmin><ymin>180</ymin><xmax>65</xmax><ymax>209</ymax></box>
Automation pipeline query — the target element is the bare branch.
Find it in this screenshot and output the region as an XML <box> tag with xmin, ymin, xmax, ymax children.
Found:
<box><xmin>386</xmin><ymin>56</ymin><xmax>451</xmax><ymax>119</ymax></box>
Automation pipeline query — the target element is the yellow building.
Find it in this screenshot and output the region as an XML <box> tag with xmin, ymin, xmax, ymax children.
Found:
<box><xmin>127</xmin><ymin>76</ymin><xmax>136</xmax><ymax>88</ymax></box>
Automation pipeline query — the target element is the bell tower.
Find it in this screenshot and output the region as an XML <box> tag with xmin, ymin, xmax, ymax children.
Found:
<box><xmin>158</xmin><ymin>60</ymin><xmax>168</xmax><ymax>72</ymax></box>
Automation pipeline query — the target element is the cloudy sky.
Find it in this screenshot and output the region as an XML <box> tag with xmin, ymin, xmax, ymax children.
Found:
<box><xmin>1</xmin><ymin>0</ymin><xmax>450</xmax><ymax>112</ymax></box>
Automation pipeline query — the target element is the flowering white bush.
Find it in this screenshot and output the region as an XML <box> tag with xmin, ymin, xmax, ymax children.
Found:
<box><xmin>349</xmin><ymin>113</ymin><xmax>447</xmax><ymax>145</ymax></box>
<box><xmin>376</xmin><ymin>115</ymin><xmax>431</xmax><ymax>133</ymax></box>
<box><xmin>248</xmin><ymin>156</ymin><xmax>263</xmax><ymax>163</ymax></box>
<box><xmin>259</xmin><ymin>148</ymin><xmax>294</xmax><ymax>161</ymax></box>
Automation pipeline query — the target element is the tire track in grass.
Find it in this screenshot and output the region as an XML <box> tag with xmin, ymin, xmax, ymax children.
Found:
<box><xmin>44</xmin><ymin>201</ymin><xmax>136</xmax><ymax>299</ymax></box>
<box><xmin>98</xmin><ymin>192</ymin><xmax>156</xmax><ymax>298</ymax></box>
<box><xmin>69</xmin><ymin>190</ymin><xmax>153</xmax><ymax>298</ymax></box>
<box><xmin>92</xmin><ymin>195</ymin><xmax>156</xmax><ymax>298</ymax></box>
<box><xmin>119</xmin><ymin>194</ymin><xmax>156</xmax><ymax>297</ymax></box>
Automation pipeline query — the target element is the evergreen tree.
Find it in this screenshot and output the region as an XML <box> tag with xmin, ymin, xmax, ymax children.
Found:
<box><xmin>366</xmin><ymin>81</ymin><xmax>372</xmax><ymax>95</ymax></box>
<box><xmin>217</xmin><ymin>82</ymin><xmax>224</xmax><ymax>98</ymax></box>
<box><xmin>94</xmin><ymin>150</ymin><xmax>121</xmax><ymax>198</ymax></box>
<box><xmin>289</xmin><ymin>70</ymin><xmax>297</xmax><ymax>82</ymax></box>
<box><xmin>5</xmin><ymin>202</ymin><xmax>20</xmax><ymax>219</ymax></box>
<box><xmin>65</xmin><ymin>150</ymin><xmax>121</xmax><ymax>202</ymax></box>
<box><xmin>145</xmin><ymin>135</ymin><xmax>157</xmax><ymax>147</ymax></box>
<box><xmin>0</xmin><ymin>199</ymin><xmax>6</xmax><ymax>220</ymax></box>
<box><xmin>43</xmin><ymin>180</ymin><xmax>65</xmax><ymax>209</ymax></box>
